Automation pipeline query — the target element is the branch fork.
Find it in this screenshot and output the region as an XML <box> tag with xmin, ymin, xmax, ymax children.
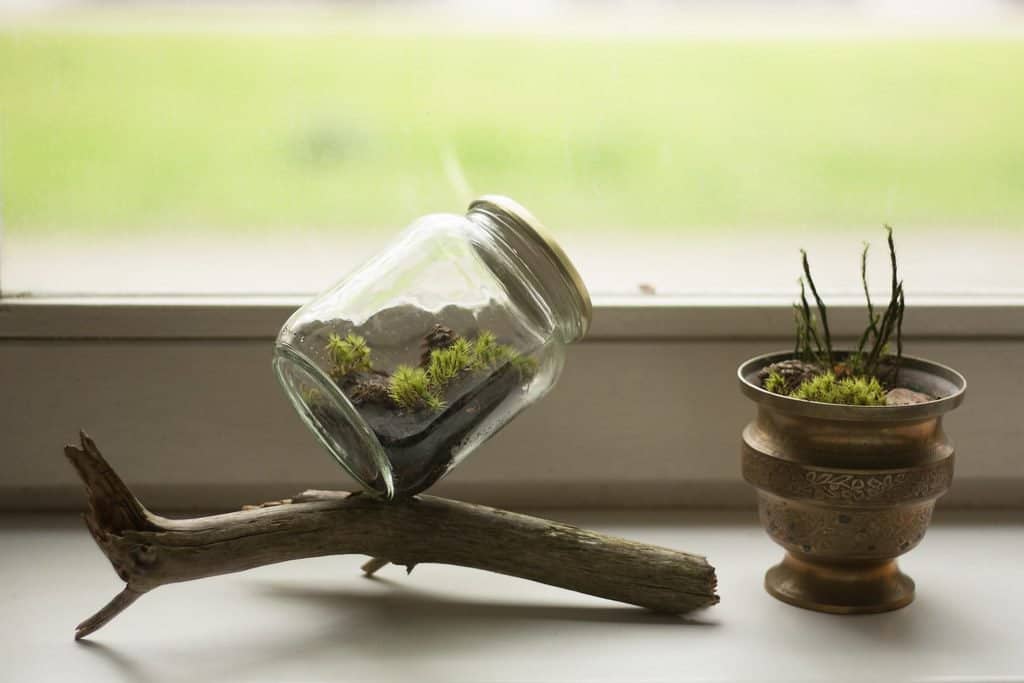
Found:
<box><xmin>66</xmin><ymin>432</ymin><xmax>718</xmax><ymax>639</ymax></box>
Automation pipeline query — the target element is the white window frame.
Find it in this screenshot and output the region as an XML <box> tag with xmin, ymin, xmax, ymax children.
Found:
<box><xmin>2</xmin><ymin>296</ymin><xmax>1021</xmax><ymax>511</ymax></box>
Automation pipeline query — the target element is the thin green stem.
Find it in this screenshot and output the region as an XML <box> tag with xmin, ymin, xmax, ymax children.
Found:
<box><xmin>859</xmin><ymin>242</ymin><xmax>879</xmax><ymax>355</ymax></box>
<box><xmin>801</xmin><ymin>250</ymin><xmax>833</xmax><ymax>368</ymax></box>
<box><xmin>896</xmin><ymin>287</ymin><xmax>905</xmax><ymax>365</ymax></box>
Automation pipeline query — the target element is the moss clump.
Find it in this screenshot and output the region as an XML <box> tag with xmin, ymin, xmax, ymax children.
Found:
<box><xmin>420</xmin><ymin>331</ymin><xmax>539</xmax><ymax>404</ymax></box>
<box><xmin>764</xmin><ymin>370</ymin><xmax>788</xmax><ymax>396</ymax></box>
<box><xmin>326</xmin><ymin>333</ymin><xmax>372</xmax><ymax>378</ymax></box>
<box><xmin>470</xmin><ymin>332</ymin><xmax>539</xmax><ymax>381</ymax></box>
<box><xmin>790</xmin><ymin>373</ymin><xmax>886</xmax><ymax>406</ymax></box>
<box><xmin>426</xmin><ymin>339</ymin><xmax>474</xmax><ymax>389</ymax></box>
<box><xmin>300</xmin><ymin>385</ymin><xmax>323</xmax><ymax>404</ymax></box>
<box><xmin>471</xmin><ymin>331</ymin><xmax>514</xmax><ymax>369</ymax></box>
<box><xmin>388</xmin><ymin>366</ymin><xmax>445</xmax><ymax>411</ymax></box>
<box><xmin>509</xmin><ymin>352</ymin><xmax>540</xmax><ymax>381</ymax></box>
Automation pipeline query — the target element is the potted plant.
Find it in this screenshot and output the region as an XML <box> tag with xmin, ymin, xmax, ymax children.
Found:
<box><xmin>738</xmin><ymin>229</ymin><xmax>966</xmax><ymax>614</ymax></box>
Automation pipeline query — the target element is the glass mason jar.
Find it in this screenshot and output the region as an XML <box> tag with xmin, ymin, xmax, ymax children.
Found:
<box><xmin>274</xmin><ymin>195</ymin><xmax>591</xmax><ymax>500</ymax></box>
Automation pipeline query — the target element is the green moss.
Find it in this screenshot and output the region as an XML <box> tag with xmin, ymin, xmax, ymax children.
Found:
<box><xmin>472</xmin><ymin>331</ymin><xmax>514</xmax><ymax>369</ymax></box>
<box><xmin>387</xmin><ymin>365</ymin><xmax>444</xmax><ymax>411</ymax></box>
<box><xmin>426</xmin><ymin>339</ymin><xmax>473</xmax><ymax>389</ymax></box>
<box><xmin>450</xmin><ymin>337</ymin><xmax>474</xmax><ymax>359</ymax></box>
<box><xmin>326</xmin><ymin>332</ymin><xmax>372</xmax><ymax>378</ymax></box>
<box><xmin>764</xmin><ymin>370</ymin><xmax>788</xmax><ymax>395</ymax></box>
<box><xmin>422</xmin><ymin>392</ymin><xmax>446</xmax><ymax>412</ymax></box>
<box><xmin>300</xmin><ymin>385</ymin><xmax>323</xmax><ymax>404</ymax></box>
<box><xmin>471</xmin><ymin>331</ymin><xmax>538</xmax><ymax>380</ymax></box>
<box><xmin>791</xmin><ymin>373</ymin><xmax>887</xmax><ymax>406</ymax></box>
<box><xmin>423</xmin><ymin>331</ymin><xmax>538</xmax><ymax>402</ymax></box>
<box><xmin>509</xmin><ymin>352</ymin><xmax>540</xmax><ymax>380</ymax></box>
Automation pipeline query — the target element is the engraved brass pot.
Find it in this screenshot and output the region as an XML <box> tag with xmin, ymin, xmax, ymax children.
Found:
<box><xmin>739</xmin><ymin>351</ymin><xmax>966</xmax><ymax>614</ymax></box>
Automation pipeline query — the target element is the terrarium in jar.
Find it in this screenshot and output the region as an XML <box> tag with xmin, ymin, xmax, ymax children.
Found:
<box><xmin>274</xmin><ymin>196</ymin><xmax>591</xmax><ymax>500</ymax></box>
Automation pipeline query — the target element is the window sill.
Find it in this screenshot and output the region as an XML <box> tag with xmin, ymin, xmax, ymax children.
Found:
<box><xmin>3</xmin><ymin>509</ymin><xmax>1022</xmax><ymax>681</ymax></box>
<box><xmin>1</xmin><ymin>297</ymin><xmax>1022</xmax><ymax>511</ymax></box>
<box><xmin>3</xmin><ymin>294</ymin><xmax>1024</xmax><ymax>339</ymax></box>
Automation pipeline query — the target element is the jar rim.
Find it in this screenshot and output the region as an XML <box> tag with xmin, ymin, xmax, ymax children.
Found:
<box><xmin>467</xmin><ymin>195</ymin><xmax>592</xmax><ymax>341</ymax></box>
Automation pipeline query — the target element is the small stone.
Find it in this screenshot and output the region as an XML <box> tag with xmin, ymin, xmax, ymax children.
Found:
<box><xmin>424</xmin><ymin>323</ymin><xmax>457</xmax><ymax>346</ymax></box>
<box><xmin>885</xmin><ymin>387</ymin><xmax>933</xmax><ymax>406</ymax></box>
<box><xmin>346</xmin><ymin>373</ymin><xmax>392</xmax><ymax>407</ymax></box>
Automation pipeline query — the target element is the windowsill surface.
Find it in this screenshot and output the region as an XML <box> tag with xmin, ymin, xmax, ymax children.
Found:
<box><xmin>4</xmin><ymin>509</ymin><xmax>1021</xmax><ymax>682</ymax></box>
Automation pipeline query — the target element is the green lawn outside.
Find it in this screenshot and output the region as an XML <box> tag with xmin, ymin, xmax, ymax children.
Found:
<box><xmin>2</xmin><ymin>28</ymin><xmax>1023</xmax><ymax>237</ymax></box>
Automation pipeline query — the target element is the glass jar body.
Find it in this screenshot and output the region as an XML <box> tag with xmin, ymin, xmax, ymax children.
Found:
<box><xmin>274</xmin><ymin>204</ymin><xmax>583</xmax><ymax>500</ymax></box>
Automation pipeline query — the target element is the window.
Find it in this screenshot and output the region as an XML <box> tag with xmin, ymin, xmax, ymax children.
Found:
<box><xmin>2</xmin><ymin>2</ymin><xmax>1022</xmax><ymax>297</ymax></box>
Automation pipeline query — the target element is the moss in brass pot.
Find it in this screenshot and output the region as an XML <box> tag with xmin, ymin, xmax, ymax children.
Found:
<box><xmin>739</xmin><ymin>226</ymin><xmax>968</xmax><ymax>614</ymax></box>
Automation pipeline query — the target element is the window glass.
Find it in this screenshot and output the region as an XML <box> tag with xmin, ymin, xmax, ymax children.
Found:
<box><xmin>2</xmin><ymin>3</ymin><xmax>1022</xmax><ymax>297</ymax></box>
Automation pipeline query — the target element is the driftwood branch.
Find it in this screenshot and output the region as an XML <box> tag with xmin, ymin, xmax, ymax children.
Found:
<box><xmin>66</xmin><ymin>432</ymin><xmax>718</xmax><ymax>640</ymax></box>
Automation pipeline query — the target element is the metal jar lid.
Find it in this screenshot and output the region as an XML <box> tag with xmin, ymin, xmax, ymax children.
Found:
<box><xmin>467</xmin><ymin>195</ymin><xmax>593</xmax><ymax>341</ymax></box>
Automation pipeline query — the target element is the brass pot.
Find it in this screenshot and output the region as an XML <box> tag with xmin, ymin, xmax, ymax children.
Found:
<box><xmin>739</xmin><ymin>351</ymin><xmax>966</xmax><ymax>614</ymax></box>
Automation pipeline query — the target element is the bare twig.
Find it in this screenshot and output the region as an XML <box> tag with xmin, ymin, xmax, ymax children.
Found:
<box><xmin>797</xmin><ymin>278</ymin><xmax>826</xmax><ymax>365</ymax></box>
<box><xmin>361</xmin><ymin>557</ymin><xmax>390</xmax><ymax>576</ymax></box>
<box><xmin>75</xmin><ymin>588</ymin><xmax>144</xmax><ymax>641</ymax></box>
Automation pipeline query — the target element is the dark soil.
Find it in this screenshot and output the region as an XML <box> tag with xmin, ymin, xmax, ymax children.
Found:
<box><xmin>358</xmin><ymin>362</ymin><xmax>521</xmax><ymax>497</ymax></box>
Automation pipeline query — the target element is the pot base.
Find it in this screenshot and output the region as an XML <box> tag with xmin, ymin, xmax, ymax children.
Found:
<box><xmin>765</xmin><ymin>552</ymin><xmax>915</xmax><ymax>614</ymax></box>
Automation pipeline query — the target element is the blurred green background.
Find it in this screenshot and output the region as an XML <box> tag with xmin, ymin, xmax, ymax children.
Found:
<box><xmin>2</xmin><ymin>23</ymin><xmax>1023</xmax><ymax>237</ymax></box>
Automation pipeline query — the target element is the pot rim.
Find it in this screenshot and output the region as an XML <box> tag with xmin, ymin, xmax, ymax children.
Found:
<box><xmin>738</xmin><ymin>350</ymin><xmax>966</xmax><ymax>422</ymax></box>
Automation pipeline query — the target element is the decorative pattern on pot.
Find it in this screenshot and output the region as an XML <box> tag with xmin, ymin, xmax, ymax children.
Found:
<box><xmin>757</xmin><ymin>495</ymin><xmax>934</xmax><ymax>559</ymax></box>
<box><xmin>742</xmin><ymin>449</ymin><xmax>955</xmax><ymax>506</ymax></box>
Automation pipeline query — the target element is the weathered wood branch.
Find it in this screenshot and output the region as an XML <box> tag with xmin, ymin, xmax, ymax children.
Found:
<box><xmin>66</xmin><ymin>432</ymin><xmax>718</xmax><ymax>640</ymax></box>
